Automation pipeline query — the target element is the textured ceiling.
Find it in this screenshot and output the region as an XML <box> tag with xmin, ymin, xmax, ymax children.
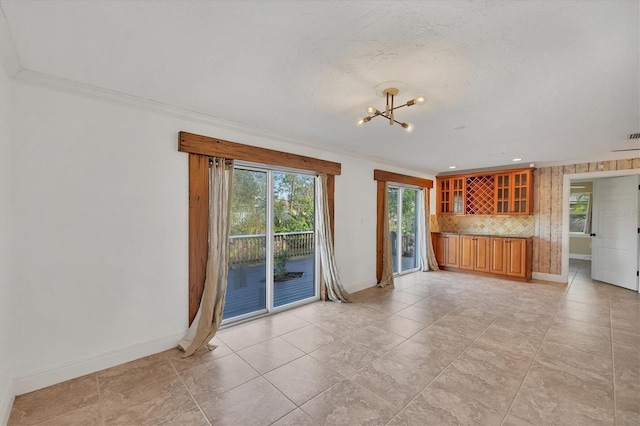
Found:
<box><xmin>1</xmin><ymin>0</ymin><xmax>638</xmax><ymax>173</ymax></box>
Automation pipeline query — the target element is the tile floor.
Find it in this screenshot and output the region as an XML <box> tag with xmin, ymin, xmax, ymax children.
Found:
<box><xmin>8</xmin><ymin>259</ymin><xmax>640</xmax><ymax>425</ymax></box>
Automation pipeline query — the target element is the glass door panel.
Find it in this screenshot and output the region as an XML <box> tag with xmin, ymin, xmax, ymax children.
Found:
<box><xmin>273</xmin><ymin>173</ymin><xmax>316</xmax><ymax>308</ymax></box>
<box><xmin>401</xmin><ymin>188</ymin><xmax>419</xmax><ymax>271</ymax></box>
<box><xmin>452</xmin><ymin>178</ymin><xmax>464</xmax><ymax>213</ymax></box>
<box><xmin>224</xmin><ymin>169</ymin><xmax>267</xmax><ymax>320</ymax></box>
<box><xmin>388</xmin><ymin>187</ymin><xmax>399</xmax><ymax>273</ymax></box>
<box><xmin>388</xmin><ymin>186</ymin><xmax>420</xmax><ymax>275</ymax></box>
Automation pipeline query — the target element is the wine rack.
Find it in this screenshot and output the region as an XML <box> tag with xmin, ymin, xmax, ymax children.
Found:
<box><xmin>465</xmin><ymin>175</ymin><xmax>495</xmax><ymax>215</ymax></box>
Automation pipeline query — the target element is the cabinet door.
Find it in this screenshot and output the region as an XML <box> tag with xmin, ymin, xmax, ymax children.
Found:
<box><xmin>433</xmin><ymin>234</ymin><xmax>446</xmax><ymax>266</ymax></box>
<box><xmin>474</xmin><ymin>236</ymin><xmax>491</xmax><ymax>272</ymax></box>
<box><xmin>459</xmin><ymin>236</ymin><xmax>475</xmax><ymax>270</ymax></box>
<box><xmin>490</xmin><ymin>237</ymin><xmax>507</xmax><ymax>274</ymax></box>
<box><xmin>452</xmin><ymin>177</ymin><xmax>465</xmax><ymax>214</ymax></box>
<box><xmin>437</xmin><ymin>179</ymin><xmax>451</xmax><ymax>214</ymax></box>
<box><xmin>445</xmin><ymin>234</ymin><xmax>460</xmax><ymax>267</ymax></box>
<box><xmin>511</xmin><ymin>171</ymin><xmax>531</xmax><ymax>214</ymax></box>
<box><xmin>494</xmin><ymin>174</ymin><xmax>510</xmax><ymax>214</ymax></box>
<box><xmin>506</xmin><ymin>239</ymin><xmax>527</xmax><ymax>278</ymax></box>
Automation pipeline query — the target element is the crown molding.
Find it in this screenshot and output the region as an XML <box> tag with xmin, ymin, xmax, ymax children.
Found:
<box><xmin>13</xmin><ymin>68</ymin><xmax>436</xmax><ymax>177</ymax></box>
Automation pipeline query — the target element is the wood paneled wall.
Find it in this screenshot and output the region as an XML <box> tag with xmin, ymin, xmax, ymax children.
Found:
<box><xmin>533</xmin><ymin>158</ymin><xmax>640</xmax><ymax>275</ymax></box>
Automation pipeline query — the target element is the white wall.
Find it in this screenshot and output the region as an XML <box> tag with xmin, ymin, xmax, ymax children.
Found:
<box><xmin>7</xmin><ymin>77</ymin><xmax>434</xmax><ymax>395</ymax></box>
<box><xmin>0</xmin><ymin>61</ymin><xmax>16</xmax><ymax>422</ymax></box>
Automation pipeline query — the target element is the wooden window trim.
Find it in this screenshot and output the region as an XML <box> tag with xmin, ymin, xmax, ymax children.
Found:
<box><xmin>180</xmin><ymin>131</ymin><xmax>341</xmax><ymax>175</ymax></box>
<box><xmin>373</xmin><ymin>169</ymin><xmax>433</xmax><ymax>282</ymax></box>
<box><xmin>181</xmin><ymin>132</ymin><xmax>341</xmax><ymax>324</ymax></box>
<box><xmin>373</xmin><ymin>169</ymin><xmax>434</xmax><ymax>189</ymax></box>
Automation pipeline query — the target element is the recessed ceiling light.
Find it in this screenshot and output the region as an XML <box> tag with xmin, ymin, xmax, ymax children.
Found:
<box><xmin>512</xmin><ymin>158</ymin><xmax>522</xmax><ymax>162</ymax></box>
<box><xmin>449</xmin><ymin>166</ymin><xmax>457</xmax><ymax>169</ymax></box>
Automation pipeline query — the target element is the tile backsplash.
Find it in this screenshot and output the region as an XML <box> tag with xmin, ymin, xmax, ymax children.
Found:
<box><xmin>430</xmin><ymin>215</ymin><xmax>534</xmax><ymax>237</ymax></box>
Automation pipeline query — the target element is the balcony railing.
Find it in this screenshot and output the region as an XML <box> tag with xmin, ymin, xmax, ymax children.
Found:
<box><xmin>390</xmin><ymin>231</ymin><xmax>416</xmax><ymax>256</ymax></box>
<box><xmin>229</xmin><ymin>231</ymin><xmax>314</xmax><ymax>267</ymax></box>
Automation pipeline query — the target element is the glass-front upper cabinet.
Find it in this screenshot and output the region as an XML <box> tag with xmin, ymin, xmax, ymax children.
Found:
<box><xmin>437</xmin><ymin>177</ymin><xmax>465</xmax><ymax>214</ymax></box>
<box><xmin>495</xmin><ymin>170</ymin><xmax>533</xmax><ymax>215</ymax></box>
<box><xmin>495</xmin><ymin>173</ymin><xmax>511</xmax><ymax>214</ymax></box>
<box><xmin>436</xmin><ymin>169</ymin><xmax>534</xmax><ymax>216</ymax></box>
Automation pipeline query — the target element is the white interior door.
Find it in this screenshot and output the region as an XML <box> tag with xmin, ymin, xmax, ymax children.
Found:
<box><xmin>591</xmin><ymin>175</ymin><xmax>639</xmax><ymax>291</ymax></box>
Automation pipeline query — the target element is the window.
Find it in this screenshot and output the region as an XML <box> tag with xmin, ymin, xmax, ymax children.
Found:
<box><xmin>569</xmin><ymin>192</ymin><xmax>592</xmax><ymax>234</ymax></box>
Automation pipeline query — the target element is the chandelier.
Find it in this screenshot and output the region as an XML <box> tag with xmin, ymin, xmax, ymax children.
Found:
<box><xmin>356</xmin><ymin>87</ymin><xmax>426</xmax><ymax>133</ymax></box>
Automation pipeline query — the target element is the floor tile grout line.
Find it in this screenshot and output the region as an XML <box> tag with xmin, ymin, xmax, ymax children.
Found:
<box><xmin>24</xmin><ymin>375</ymin><xmax>104</xmax><ymax>426</ymax></box>
<box><xmin>251</xmin><ymin>280</ymin><xmax>556</xmax><ymax>426</ymax></box>
<box><xmin>260</xmin><ymin>312</ymin><xmax>360</xmax><ymax>412</ymax></box>
<box><xmin>95</xmin><ymin>374</ymin><xmax>106</xmax><ymax>426</ymax></box>
<box><xmin>168</xmin><ymin>355</ymin><xmax>213</xmax><ymax>426</ymax></box>
<box><xmin>384</xmin><ymin>301</ymin><xmax>514</xmax><ymax>426</ymax></box>
<box><xmin>499</xmin><ymin>279</ymin><xmax>571</xmax><ymax>425</ymax></box>
<box><xmin>177</xmin><ymin>344</ymin><xmax>289</xmax><ymax>421</ymax></box>
<box><xmin>273</xmin><ymin>297</ymin><xmax>419</xmax><ymax>422</ymax></box>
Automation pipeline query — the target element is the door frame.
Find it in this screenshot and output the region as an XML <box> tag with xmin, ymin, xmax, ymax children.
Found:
<box><xmin>373</xmin><ymin>170</ymin><xmax>434</xmax><ymax>282</ymax></box>
<box><xmin>562</xmin><ymin>169</ymin><xmax>639</xmax><ymax>292</ymax></box>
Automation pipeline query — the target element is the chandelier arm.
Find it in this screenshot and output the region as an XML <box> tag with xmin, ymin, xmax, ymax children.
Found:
<box><xmin>379</xmin><ymin>114</ymin><xmax>405</xmax><ymax>126</ymax></box>
<box><xmin>390</xmin><ymin>94</ymin><xmax>395</xmax><ymax>124</ymax></box>
<box><xmin>390</xmin><ymin>103</ymin><xmax>410</xmax><ymax>111</ymax></box>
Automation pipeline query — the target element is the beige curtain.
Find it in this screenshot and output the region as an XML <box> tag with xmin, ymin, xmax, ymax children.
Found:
<box><xmin>179</xmin><ymin>157</ymin><xmax>234</xmax><ymax>357</ymax></box>
<box><xmin>317</xmin><ymin>174</ymin><xmax>350</xmax><ymax>302</ymax></box>
<box><xmin>419</xmin><ymin>187</ymin><xmax>439</xmax><ymax>271</ymax></box>
<box><xmin>378</xmin><ymin>182</ymin><xmax>395</xmax><ymax>288</ymax></box>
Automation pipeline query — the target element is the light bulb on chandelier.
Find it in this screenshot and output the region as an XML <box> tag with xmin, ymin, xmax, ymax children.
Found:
<box><xmin>356</xmin><ymin>87</ymin><xmax>425</xmax><ymax>133</ymax></box>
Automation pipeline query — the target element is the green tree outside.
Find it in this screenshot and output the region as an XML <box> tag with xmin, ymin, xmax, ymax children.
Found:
<box><xmin>388</xmin><ymin>187</ymin><xmax>419</xmax><ymax>235</ymax></box>
<box><xmin>230</xmin><ymin>169</ymin><xmax>315</xmax><ymax>236</ymax></box>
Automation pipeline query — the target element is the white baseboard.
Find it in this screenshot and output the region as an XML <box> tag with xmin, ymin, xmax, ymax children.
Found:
<box><xmin>347</xmin><ymin>279</ymin><xmax>378</xmax><ymax>294</ymax></box>
<box><xmin>569</xmin><ymin>253</ymin><xmax>592</xmax><ymax>260</ymax></box>
<box><xmin>1</xmin><ymin>378</ymin><xmax>15</xmax><ymax>426</ymax></box>
<box><xmin>12</xmin><ymin>332</ymin><xmax>184</xmax><ymax>396</ymax></box>
<box><xmin>532</xmin><ymin>272</ymin><xmax>567</xmax><ymax>284</ymax></box>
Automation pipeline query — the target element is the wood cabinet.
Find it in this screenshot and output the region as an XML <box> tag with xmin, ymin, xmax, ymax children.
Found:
<box><xmin>433</xmin><ymin>233</ymin><xmax>446</xmax><ymax>266</ymax></box>
<box><xmin>506</xmin><ymin>238</ymin><xmax>529</xmax><ymax>278</ymax></box>
<box><xmin>434</xmin><ymin>232</ymin><xmax>532</xmax><ymax>281</ymax></box>
<box><xmin>489</xmin><ymin>237</ymin><xmax>532</xmax><ymax>280</ymax></box>
<box><xmin>437</xmin><ymin>177</ymin><xmax>465</xmax><ymax>214</ymax></box>
<box><xmin>436</xmin><ymin>168</ymin><xmax>534</xmax><ymax>215</ymax></box>
<box><xmin>460</xmin><ymin>235</ymin><xmax>490</xmax><ymax>272</ymax></box>
<box><xmin>445</xmin><ymin>234</ymin><xmax>460</xmax><ymax>267</ymax></box>
<box><xmin>433</xmin><ymin>233</ymin><xmax>459</xmax><ymax>267</ymax></box>
<box><xmin>495</xmin><ymin>170</ymin><xmax>533</xmax><ymax>215</ymax></box>
<box><xmin>489</xmin><ymin>237</ymin><xmax>507</xmax><ymax>274</ymax></box>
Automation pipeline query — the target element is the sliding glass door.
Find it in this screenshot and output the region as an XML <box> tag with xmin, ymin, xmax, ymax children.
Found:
<box><xmin>224</xmin><ymin>169</ymin><xmax>268</xmax><ymax>319</ymax></box>
<box><xmin>273</xmin><ymin>172</ymin><xmax>316</xmax><ymax>307</ymax></box>
<box><xmin>223</xmin><ymin>167</ymin><xmax>318</xmax><ymax>322</ymax></box>
<box><xmin>388</xmin><ymin>186</ymin><xmax>420</xmax><ymax>275</ymax></box>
